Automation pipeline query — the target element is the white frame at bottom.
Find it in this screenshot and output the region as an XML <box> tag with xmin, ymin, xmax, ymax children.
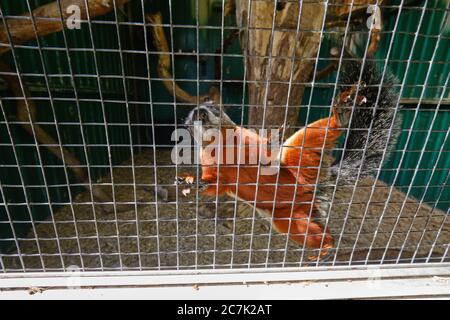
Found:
<box><xmin>0</xmin><ymin>263</ymin><xmax>449</xmax><ymax>299</ymax></box>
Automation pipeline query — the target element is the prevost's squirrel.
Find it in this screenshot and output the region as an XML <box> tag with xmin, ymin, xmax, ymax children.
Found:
<box><xmin>177</xmin><ymin>58</ymin><xmax>401</xmax><ymax>262</ymax></box>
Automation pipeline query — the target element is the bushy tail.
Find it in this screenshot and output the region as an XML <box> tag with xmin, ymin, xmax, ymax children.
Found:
<box><xmin>330</xmin><ymin>58</ymin><xmax>402</xmax><ymax>185</ymax></box>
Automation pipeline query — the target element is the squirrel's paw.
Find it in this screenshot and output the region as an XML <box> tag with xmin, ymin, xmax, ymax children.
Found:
<box><xmin>307</xmin><ymin>244</ymin><xmax>334</xmax><ymax>263</ymax></box>
<box><xmin>175</xmin><ymin>174</ymin><xmax>207</xmax><ymax>195</ymax></box>
<box><xmin>175</xmin><ymin>174</ymin><xmax>195</xmax><ymax>185</ymax></box>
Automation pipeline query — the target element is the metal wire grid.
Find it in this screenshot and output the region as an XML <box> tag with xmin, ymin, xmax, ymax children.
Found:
<box><xmin>0</xmin><ymin>0</ymin><xmax>448</xmax><ymax>272</ymax></box>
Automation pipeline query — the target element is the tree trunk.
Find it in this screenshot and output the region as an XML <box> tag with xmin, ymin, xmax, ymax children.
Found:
<box><xmin>235</xmin><ymin>0</ymin><xmax>325</xmax><ymax>135</ymax></box>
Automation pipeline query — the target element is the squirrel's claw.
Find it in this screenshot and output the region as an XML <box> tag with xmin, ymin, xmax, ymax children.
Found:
<box><xmin>175</xmin><ymin>175</ymin><xmax>195</xmax><ymax>185</ymax></box>
<box><xmin>307</xmin><ymin>244</ymin><xmax>334</xmax><ymax>263</ymax></box>
<box><xmin>175</xmin><ymin>175</ymin><xmax>207</xmax><ymax>195</ymax></box>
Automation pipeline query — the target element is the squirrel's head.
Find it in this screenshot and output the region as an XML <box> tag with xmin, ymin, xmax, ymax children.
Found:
<box><xmin>334</xmin><ymin>82</ymin><xmax>368</xmax><ymax>127</ymax></box>
<box><xmin>338</xmin><ymin>82</ymin><xmax>368</xmax><ymax>106</ymax></box>
<box><xmin>185</xmin><ymin>101</ymin><xmax>235</xmax><ymax>144</ymax></box>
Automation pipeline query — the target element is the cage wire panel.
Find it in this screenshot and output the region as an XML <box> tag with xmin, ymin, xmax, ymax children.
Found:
<box><xmin>0</xmin><ymin>0</ymin><xmax>448</xmax><ymax>274</ymax></box>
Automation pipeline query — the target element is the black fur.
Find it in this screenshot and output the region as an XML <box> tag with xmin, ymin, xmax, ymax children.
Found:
<box><xmin>331</xmin><ymin>59</ymin><xmax>402</xmax><ymax>185</ymax></box>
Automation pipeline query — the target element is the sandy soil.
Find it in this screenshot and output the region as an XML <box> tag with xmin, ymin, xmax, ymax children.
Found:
<box><xmin>3</xmin><ymin>149</ymin><xmax>448</xmax><ymax>271</ymax></box>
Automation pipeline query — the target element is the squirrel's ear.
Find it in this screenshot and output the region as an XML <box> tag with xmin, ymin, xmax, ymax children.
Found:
<box><xmin>202</xmin><ymin>97</ymin><xmax>213</xmax><ymax>104</ymax></box>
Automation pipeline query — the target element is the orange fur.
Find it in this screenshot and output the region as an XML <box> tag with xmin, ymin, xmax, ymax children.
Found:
<box><xmin>191</xmin><ymin>109</ymin><xmax>344</xmax><ymax>260</ymax></box>
<box><xmin>281</xmin><ymin>111</ymin><xmax>342</xmax><ymax>184</ymax></box>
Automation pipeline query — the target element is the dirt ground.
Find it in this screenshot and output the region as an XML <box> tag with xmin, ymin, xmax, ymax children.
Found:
<box><xmin>3</xmin><ymin>148</ymin><xmax>449</xmax><ymax>271</ymax></box>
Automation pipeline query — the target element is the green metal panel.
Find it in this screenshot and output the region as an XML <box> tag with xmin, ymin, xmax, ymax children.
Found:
<box><xmin>377</xmin><ymin>0</ymin><xmax>449</xmax><ymax>209</ymax></box>
<box><xmin>0</xmin><ymin>0</ymin><xmax>129</xmax><ymax>94</ymax></box>
<box><xmin>381</xmin><ymin>0</ymin><xmax>450</xmax><ymax>100</ymax></box>
<box><xmin>382</xmin><ymin>109</ymin><xmax>449</xmax><ymax>206</ymax></box>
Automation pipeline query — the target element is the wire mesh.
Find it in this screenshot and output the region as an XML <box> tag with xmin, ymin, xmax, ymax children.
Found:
<box><xmin>0</xmin><ymin>0</ymin><xmax>448</xmax><ymax>273</ymax></box>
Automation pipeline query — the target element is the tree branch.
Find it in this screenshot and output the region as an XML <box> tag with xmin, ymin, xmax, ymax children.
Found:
<box><xmin>146</xmin><ymin>12</ymin><xmax>217</xmax><ymax>104</ymax></box>
<box><xmin>0</xmin><ymin>0</ymin><xmax>132</xmax><ymax>55</ymax></box>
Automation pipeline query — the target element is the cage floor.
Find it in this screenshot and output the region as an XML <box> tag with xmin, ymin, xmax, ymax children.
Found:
<box><xmin>2</xmin><ymin>149</ymin><xmax>449</xmax><ymax>271</ymax></box>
